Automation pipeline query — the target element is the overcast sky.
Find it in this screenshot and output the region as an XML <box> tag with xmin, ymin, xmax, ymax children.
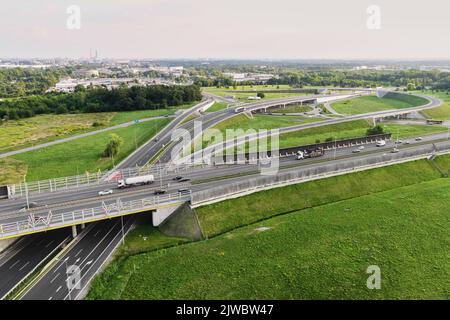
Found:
<box><xmin>1</xmin><ymin>0</ymin><xmax>449</xmax><ymax>59</ymax></box>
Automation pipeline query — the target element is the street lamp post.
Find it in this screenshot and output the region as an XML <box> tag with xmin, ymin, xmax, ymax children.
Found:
<box><xmin>121</xmin><ymin>215</ymin><xmax>125</xmax><ymax>245</ymax></box>
<box><xmin>333</xmin><ymin>138</ymin><xmax>337</xmax><ymax>160</ymax></box>
<box><xmin>24</xmin><ymin>175</ymin><xmax>30</xmax><ymax>210</ymax></box>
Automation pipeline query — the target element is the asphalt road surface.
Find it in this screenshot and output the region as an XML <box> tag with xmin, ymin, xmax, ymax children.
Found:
<box><xmin>21</xmin><ymin>216</ymin><xmax>135</xmax><ymax>300</ymax></box>
<box><xmin>0</xmin><ymin>228</ymin><xmax>71</xmax><ymax>299</ymax></box>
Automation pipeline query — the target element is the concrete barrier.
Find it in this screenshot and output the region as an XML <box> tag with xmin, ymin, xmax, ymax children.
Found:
<box><xmin>0</xmin><ymin>237</ymin><xmax>18</xmax><ymax>253</ymax></box>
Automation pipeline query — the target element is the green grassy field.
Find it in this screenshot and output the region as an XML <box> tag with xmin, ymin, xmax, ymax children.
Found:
<box><xmin>3</xmin><ymin>118</ymin><xmax>171</xmax><ymax>183</ymax></box>
<box><xmin>205</xmin><ymin>102</ymin><xmax>228</xmax><ymax>113</ymax></box>
<box><xmin>272</xmin><ymin>120</ymin><xmax>446</xmax><ymax>149</ymax></box>
<box><xmin>332</xmin><ymin>93</ymin><xmax>428</xmax><ymax>115</ymax></box>
<box><xmin>213</xmin><ymin>114</ymin><xmax>321</xmax><ymax>133</ymax></box>
<box><xmin>196</xmin><ymin>158</ymin><xmax>443</xmax><ymax>237</ymax></box>
<box><xmin>87</xmin><ymin>172</ymin><xmax>450</xmax><ymax>299</ymax></box>
<box><xmin>418</xmin><ymin>91</ymin><xmax>450</xmax><ymax>120</ymax></box>
<box><xmin>0</xmin><ymin>158</ymin><xmax>28</xmax><ymax>185</ymax></box>
<box><xmin>0</xmin><ymin>113</ymin><xmax>114</xmax><ymax>153</ymax></box>
<box><xmin>109</xmin><ymin>109</ymin><xmax>175</xmax><ymax>125</ymax></box>
<box><xmin>0</xmin><ymin>104</ymin><xmax>194</xmax><ymax>154</ymax></box>
<box><xmin>270</xmin><ymin>104</ymin><xmax>313</xmax><ymax>113</ymax></box>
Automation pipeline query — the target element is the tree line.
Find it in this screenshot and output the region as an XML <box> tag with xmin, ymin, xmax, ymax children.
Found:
<box><xmin>0</xmin><ymin>84</ymin><xmax>202</xmax><ymax>120</ymax></box>
<box><xmin>194</xmin><ymin>69</ymin><xmax>450</xmax><ymax>91</ymax></box>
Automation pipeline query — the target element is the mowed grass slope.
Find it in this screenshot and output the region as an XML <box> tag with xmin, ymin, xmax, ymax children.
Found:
<box><xmin>196</xmin><ymin>158</ymin><xmax>442</xmax><ymax>237</ymax></box>
<box><xmin>87</xmin><ymin>154</ymin><xmax>450</xmax><ymax>299</ymax></box>
<box><xmin>7</xmin><ymin>118</ymin><xmax>171</xmax><ymax>182</ymax></box>
<box><xmin>419</xmin><ymin>91</ymin><xmax>450</xmax><ymax>120</ymax></box>
<box><xmin>87</xmin><ymin>177</ymin><xmax>450</xmax><ymax>299</ymax></box>
<box><xmin>332</xmin><ymin>93</ymin><xmax>428</xmax><ymax>115</ymax></box>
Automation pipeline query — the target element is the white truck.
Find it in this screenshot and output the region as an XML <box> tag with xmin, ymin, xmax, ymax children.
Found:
<box><xmin>296</xmin><ymin>148</ymin><xmax>325</xmax><ymax>160</ymax></box>
<box><xmin>376</xmin><ymin>140</ymin><xmax>386</xmax><ymax>147</ymax></box>
<box><xmin>118</xmin><ymin>175</ymin><xmax>154</xmax><ymax>189</ymax></box>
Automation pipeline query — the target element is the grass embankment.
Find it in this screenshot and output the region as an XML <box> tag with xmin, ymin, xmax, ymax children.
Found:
<box><xmin>213</xmin><ymin>114</ymin><xmax>321</xmax><ymax>133</ymax></box>
<box><xmin>419</xmin><ymin>90</ymin><xmax>450</xmax><ymax>120</ymax></box>
<box><xmin>270</xmin><ymin>104</ymin><xmax>313</xmax><ymax>113</ymax></box>
<box><xmin>196</xmin><ymin>158</ymin><xmax>443</xmax><ymax>237</ymax></box>
<box><xmin>332</xmin><ymin>93</ymin><xmax>428</xmax><ymax>115</ymax></box>
<box><xmin>87</xmin><ymin>154</ymin><xmax>450</xmax><ymax>299</ymax></box>
<box><xmin>2</xmin><ymin>118</ymin><xmax>171</xmax><ymax>183</ymax></box>
<box><xmin>205</xmin><ymin>102</ymin><xmax>228</xmax><ymax>113</ymax></box>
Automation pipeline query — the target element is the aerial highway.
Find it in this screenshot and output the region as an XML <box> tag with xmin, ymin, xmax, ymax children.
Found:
<box><xmin>0</xmin><ymin>89</ymin><xmax>446</xmax><ymax>300</ymax></box>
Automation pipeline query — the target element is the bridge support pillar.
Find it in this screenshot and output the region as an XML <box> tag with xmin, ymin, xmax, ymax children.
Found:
<box><xmin>72</xmin><ymin>225</ymin><xmax>77</xmax><ymax>238</ymax></box>
<box><xmin>153</xmin><ymin>205</ymin><xmax>183</xmax><ymax>226</ymax></box>
<box><xmin>81</xmin><ymin>223</ymin><xmax>85</xmax><ymax>230</ymax></box>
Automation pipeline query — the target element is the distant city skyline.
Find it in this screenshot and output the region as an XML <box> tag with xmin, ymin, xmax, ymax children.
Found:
<box><xmin>2</xmin><ymin>0</ymin><xmax>449</xmax><ymax>60</ymax></box>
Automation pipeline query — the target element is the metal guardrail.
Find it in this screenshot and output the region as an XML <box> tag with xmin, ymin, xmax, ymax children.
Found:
<box><xmin>0</xmin><ymin>191</ymin><xmax>191</xmax><ymax>239</ymax></box>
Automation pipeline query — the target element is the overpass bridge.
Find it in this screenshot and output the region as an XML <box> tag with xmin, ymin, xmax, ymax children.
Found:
<box><xmin>233</xmin><ymin>93</ymin><xmax>360</xmax><ymax>113</ymax></box>
<box><xmin>0</xmin><ymin>190</ymin><xmax>191</xmax><ymax>240</ymax></box>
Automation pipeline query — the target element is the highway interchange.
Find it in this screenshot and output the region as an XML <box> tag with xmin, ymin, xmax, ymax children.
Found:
<box><xmin>0</xmin><ymin>89</ymin><xmax>447</xmax><ymax>300</ymax></box>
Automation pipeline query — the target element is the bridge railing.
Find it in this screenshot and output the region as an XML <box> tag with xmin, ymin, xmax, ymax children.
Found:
<box><xmin>0</xmin><ymin>190</ymin><xmax>191</xmax><ymax>239</ymax></box>
<box><xmin>191</xmin><ymin>141</ymin><xmax>450</xmax><ymax>207</ymax></box>
<box><xmin>7</xmin><ymin>162</ymin><xmax>200</xmax><ymax>198</ymax></box>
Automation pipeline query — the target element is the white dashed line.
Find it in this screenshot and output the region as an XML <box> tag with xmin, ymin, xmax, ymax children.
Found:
<box><xmin>50</xmin><ymin>273</ymin><xmax>60</xmax><ymax>284</ymax></box>
<box><xmin>8</xmin><ymin>260</ymin><xmax>20</xmax><ymax>270</ymax></box>
<box><xmin>75</xmin><ymin>249</ymin><xmax>83</xmax><ymax>257</ymax></box>
<box><xmin>45</xmin><ymin>240</ymin><xmax>55</xmax><ymax>248</ymax></box>
<box><xmin>19</xmin><ymin>261</ymin><xmax>30</xmax><ymax>271</ymax></box>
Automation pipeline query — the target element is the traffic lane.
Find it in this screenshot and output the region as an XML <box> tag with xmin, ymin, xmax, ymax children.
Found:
<box><xmin>22</xmin><ymin>217</ymin><xmax>133</xmax><ymax>300</ymax></box>
<box><xmin>0</xmin><ymin>182</ymin><xmax>119</xmax><ymax>214</ymax></box>
<box><xmin>68</xmin><ymin>216</ymin><xmax>135</xmax><ymax>300</ymax></box>
<box><xmin>190</xmin><ymin>139</ymin><xmax>450</xmax><ymax>192</ymax></box>
<box><xmin>135</xmin><ymin>109</ymin><xmax>232</xmax><ymax>165</ymax></box>
<box><xmin>0</xmin><ymin>228</ymin><xmax>70</xmax><ymax>299</ymax></box>
<box><xmin>1</xmin><ymin>131</ymin><xmax>444</xmax><ymax>216</ymax></box>
<box><xmin>158</xmin><ymin>111</ymin><xmax>236</xmax><ymax>163</ymax></box>
<box><xmin>0</xmin><ymin>135</ymin><xmax>435</xmax><ymax>223</ymax></box>
<box><xmin>118</xmin><ymin>100</ymin><xmax>215</xmax><ymax>168</ymax></box>
<box><xmin>0</xmin><ymin>184</ymin><xmax>191</xmax><ymax>224</ymax></box>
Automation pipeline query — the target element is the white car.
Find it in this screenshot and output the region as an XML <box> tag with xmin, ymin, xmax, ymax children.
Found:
<box><xmin>358</xmin><ymin>146</ymin><xmax>365</xmax><ymax>150</ymax></box>
<box><xmin>415</xmin><ymin>137</ymin><xmax>423</xmax><ymax>141</ymax></box>
<box><xmin>98</xmin><ymin>189</ymin><xmax>113</xmax><ymax>196</ymax></box>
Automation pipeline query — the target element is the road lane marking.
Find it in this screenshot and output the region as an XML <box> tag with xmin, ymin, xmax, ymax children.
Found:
<box><xmin>56</xmin><ymin>286</ymin><xmax>62</xmax><ymax>293</ymax></box>
<box><xmin>45</xmin><ymin>240</ymin><xmax>55</xmax><ymax>248</ymax></box>
<box><xmin>8</xmin><ymin>260</ymin><xmax>20</xmax><ymax>270</ymax></box>
<box><xmin>50</xmin><ymin>273</ymin><xmax>60</xmax><ymax>284</ymax></box>
<box><xmin>75</xmin><ymin>249</ymin><xmax>83</xmax><ymax>257</ymax></box>
<box><xmin>19</xmin><ymin>261</ymin><xmax>30</xmax><ymax>271</ymax></box>
<box><xmin>48</xmin><ymin>297</ymin><xmax>53</xmax><ymax>300</ymax></box>
<box><xmin>53</xmin><ymin>256</ymin><xmax>70</xmax><ymax>274</ymax></box>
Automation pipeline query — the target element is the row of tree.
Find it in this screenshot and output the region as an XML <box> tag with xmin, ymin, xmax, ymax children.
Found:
<box><xmin>194</xmin><ymin>69</ymin><xmax>450</xmax><ymax>90</ymax></box>
<box><xmin>0</xmin><ymin>67</ymin><xmax>73</xmax><ymax>98</ymax></box>
<box><xmin>0</xmin><ymin>84</ymin><xmax>202</xmax><ymax>120</ymax></box>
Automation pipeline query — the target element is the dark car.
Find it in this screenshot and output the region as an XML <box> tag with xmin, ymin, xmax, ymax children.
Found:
<box><xmin>178</xmin><ymin>178</ymin><xmax>191</xmax><ymax>182</ymax></box>
<box><xmin>173</xmin><ymin>176</ymin><xmax>183</xmax><ymax>181</ymax></box>
<box><xmin>154</xmin><ymin>189</ymin><xmax>167</xmax><ymax>195</ymax></box>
